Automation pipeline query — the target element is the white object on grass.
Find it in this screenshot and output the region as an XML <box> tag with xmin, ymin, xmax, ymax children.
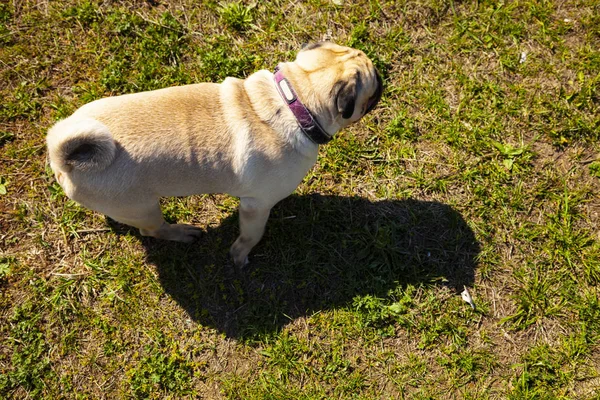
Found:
<box><xmin>519</xmin><ymin>51</ymin><xmax>527</xmax><ymax>64</ymax></box>
<box><xmin>461</xmin><ymin>286</ymin><xmax>476</xmax><ymax>310</ymax></box>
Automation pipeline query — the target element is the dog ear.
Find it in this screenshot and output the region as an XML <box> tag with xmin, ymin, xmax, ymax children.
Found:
<box><xmin>302</xmin><ymin>42</ymin><xmax>324</xmax><ymax>51</ymax></box>
<box><xmin>336</xmin><ymin>72</ymin><xmax>361</xmax><ymax>119</ymax></box>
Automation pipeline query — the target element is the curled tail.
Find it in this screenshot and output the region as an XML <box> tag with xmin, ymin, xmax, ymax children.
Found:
<box><xmin>46</xmin><ymin>118</ymin><xmax>116</xmax><ymax>172</ymax></box>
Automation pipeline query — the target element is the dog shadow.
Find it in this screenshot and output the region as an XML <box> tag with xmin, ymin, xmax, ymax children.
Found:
<box><xmin>135</xmin><ymin>194</ymin><xmax>480</xmax><ymax>340</ymax></box>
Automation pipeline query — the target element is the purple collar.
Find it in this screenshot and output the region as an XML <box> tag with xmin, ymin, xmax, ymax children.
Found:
<box><xmin>273</xmin><ymin>65</ymin><xmax>332</xmax><ymax>145</ymax></box>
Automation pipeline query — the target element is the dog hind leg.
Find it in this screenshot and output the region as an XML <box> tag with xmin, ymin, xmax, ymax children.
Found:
<box><xmin>107</xmin><ymin>201</ymin><xmax>202</xmax><ymax>243</ymax></box>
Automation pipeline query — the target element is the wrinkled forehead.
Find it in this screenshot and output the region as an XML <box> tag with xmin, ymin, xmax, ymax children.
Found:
<box><xmin>295</xmin><ymin>42</ymin><xmax>374</xmax><ymax>75</ymax></box>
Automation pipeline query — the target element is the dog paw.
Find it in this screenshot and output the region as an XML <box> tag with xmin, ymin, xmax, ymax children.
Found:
<box><xmin>232</xmin><ymin>255</ymin><xmax>249</xmax><ymax>268</ymax></box>
<box><xmin>175</xmin><ymin>224</ymin><xmax>203</xmax><ymax>243</ymax></box>
<box><xmin>145</xmin><ymin>223</ymin><xmax>202</xmax><ymax>243</ymax></box>
<box><xmin>229</xmin><ymin>250</ymin><xmax>250</xmax><ymax>268</ymax></box>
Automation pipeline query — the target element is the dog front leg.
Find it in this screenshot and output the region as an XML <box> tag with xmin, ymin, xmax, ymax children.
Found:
<box><xmin>230</xmin><ymin>197</ymin><xmax>272</xmax><ymax>267</ymax></box>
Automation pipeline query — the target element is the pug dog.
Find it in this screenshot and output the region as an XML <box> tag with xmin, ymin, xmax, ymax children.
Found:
<box><xmin>46</xmin><ymin>41</ymin><xmax>383</xmax><ymax>267</ymax></box>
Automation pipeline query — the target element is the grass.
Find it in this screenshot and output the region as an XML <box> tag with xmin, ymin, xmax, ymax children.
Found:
<box><xmin>1</xmin><ymin>0</ymin><xmax>599</xmax><ymax>398</ymax></box>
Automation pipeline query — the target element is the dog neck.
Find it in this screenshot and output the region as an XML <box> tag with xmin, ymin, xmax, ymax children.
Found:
<box><xmin>273</xmin><ymin>65</ymin><xmax>332</xmax><ymax>145</ymax></box>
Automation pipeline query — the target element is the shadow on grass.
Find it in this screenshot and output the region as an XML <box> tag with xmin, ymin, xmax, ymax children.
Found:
<box><xmin>138</xmin><ymin>194</ymin><xmax>480</xmax><ymax>340</ymax></box>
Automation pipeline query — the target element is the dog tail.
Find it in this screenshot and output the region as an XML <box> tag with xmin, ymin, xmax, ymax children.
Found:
<box><xmin>47</xmin><ymin>118</ymin><xmax>116</xmax><ymax>173</ymax></box>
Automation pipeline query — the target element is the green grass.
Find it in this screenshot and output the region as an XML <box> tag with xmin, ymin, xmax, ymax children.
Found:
<box><xmin>1</xmin><ymin>0</ymin><xmax>600</xmax><ymax>398</ymax></box>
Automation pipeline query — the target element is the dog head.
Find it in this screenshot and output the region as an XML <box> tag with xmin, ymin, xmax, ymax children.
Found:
<box><xmin>282</xmin><ymin>42</ymin><xmax>383</xmax><ymax>135</ymax></box>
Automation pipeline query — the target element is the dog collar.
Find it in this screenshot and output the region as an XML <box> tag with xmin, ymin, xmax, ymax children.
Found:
<box><xmin>273</xmin><ymin>65</ymin><xmax>332</xmax><ymax>145</ymax></box>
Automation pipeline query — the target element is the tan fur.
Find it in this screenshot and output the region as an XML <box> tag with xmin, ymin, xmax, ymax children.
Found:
<box><xmin>46</xmin><ymin>42</ymin><xmax>382</xmax><ymax>266</ymax></box>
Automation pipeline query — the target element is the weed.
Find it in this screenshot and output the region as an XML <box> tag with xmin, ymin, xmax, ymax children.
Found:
<box><xmin>62</xmin><ymin>1</ymin><xmax>101</xmax><ymax>26</ymax></box>
<box><xmin>1</xmin><ymin>301</ymin><xmax>54</xmax><ymax>397</ymax></box>
<box><xmin>508</xmin><ymin>340</ymin><xmax>589</xmax><ymax>399</ymax></box>
<box><xmin>125</xmin><ymin>347</ymin><xmax>195</xmax><ymax>398</ymax></box>
<box><xmin>1</xmin><ymin>81</ymin><xmax>43</xmax><ymax>121</ymax></box>
<box><xmin>589</xmin><ymin>161</ymin><xmax>600</xmax><ymax>178</ymax></box>
<box><xmin>386</xmin><ymin>111</ymin><xmax>419</xmax><ymax>141</ymax></box>
<box><xmin>218</xmin><ymin>1</ymin><xmax>255</xmax><ymax>32</ymax></box>
<box><xmin>503</xmin><ymin>262</ymin><xmax>566</xmax><ymax>331</ymax></box>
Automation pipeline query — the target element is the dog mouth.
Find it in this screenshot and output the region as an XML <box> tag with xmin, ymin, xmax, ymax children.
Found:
<box><xmin>364</xmin><ymin>71</ymin><xmax>383</xmax><ymax>115</ymax></box>
<box><xmin>365</xmin><ymin>93</ymin><xmax>379</xmax><ymax>114</ymax></box>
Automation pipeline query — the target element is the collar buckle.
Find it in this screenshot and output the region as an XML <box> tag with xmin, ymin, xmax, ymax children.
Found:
<box><xmin>273</xmin><ymin>65</ymin><xmax>332</xmax><ymax>145</ymax></box>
